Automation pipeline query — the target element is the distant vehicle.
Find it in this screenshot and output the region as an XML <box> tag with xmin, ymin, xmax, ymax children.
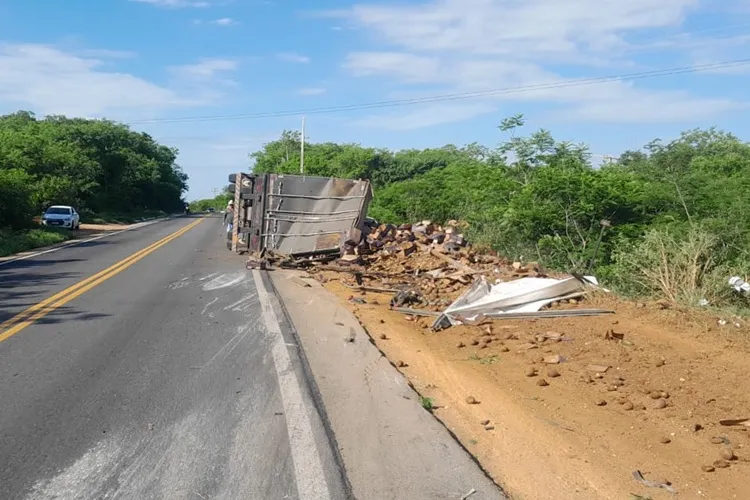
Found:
<box><xmin>207</xmin><ymin>207</ymin><xmax>216</xmax><ymax>213</ymax></box>
<box><xmin>42</xmin><ymin>205</ymin><xmax>80</xmax><ymax>230</ymax></box>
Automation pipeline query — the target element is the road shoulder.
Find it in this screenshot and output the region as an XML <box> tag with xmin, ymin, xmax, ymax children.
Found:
<box><xmin>270</xmin><ymin>269</ymin><xmax>507</xmax><ymax>500</ymax></box>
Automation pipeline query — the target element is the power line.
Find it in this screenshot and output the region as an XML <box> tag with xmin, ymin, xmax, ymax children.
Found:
<box><xmin>127</xmin><ymin>58</ymin><xmax>750</xmax><ymax>125</ymax></box>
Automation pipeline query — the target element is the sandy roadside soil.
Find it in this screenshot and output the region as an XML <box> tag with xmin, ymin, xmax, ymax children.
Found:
<box><xmin>317</xmin><ymin>275</ymin><xmax>750</xmax><ymax>500</ymax></box>
<box><xmin>78</xmin><ymin>222</ymin><xmax>139</xmax><ymax>233</ymax></box>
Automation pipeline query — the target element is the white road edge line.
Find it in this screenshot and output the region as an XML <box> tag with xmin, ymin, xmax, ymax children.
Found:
<box><xmin>0</xmin><ymin>219</ymin><xmax>164</xmax><ymax>267</ymax></box>
<box><xmin>253</xmin><ymin>270</ymin><xmax>332</xmax><ymax>500</ymax></box>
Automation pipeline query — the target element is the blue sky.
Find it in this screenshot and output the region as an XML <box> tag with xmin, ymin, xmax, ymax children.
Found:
<box><xmin>0</xmin><ymin>0</ymin><xmax>748</xmax><ymax>200</ymax></box>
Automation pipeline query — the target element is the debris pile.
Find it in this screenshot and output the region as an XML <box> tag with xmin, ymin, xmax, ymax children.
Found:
<box><xmin>341</xmin><ymin>219</ymin><xmax>470</xmax><ymax>263</ymax></box>
<box><xmin>290</xmin><ymin>218</ymin><xmax>613</xmax><ymax>329</ymax></box>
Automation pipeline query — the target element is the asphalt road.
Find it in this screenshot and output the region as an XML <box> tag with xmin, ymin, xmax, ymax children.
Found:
<box><xmin>0</xmin><ymin>216</ymin><xmax>348</xmax><ymax>500</ymax></box>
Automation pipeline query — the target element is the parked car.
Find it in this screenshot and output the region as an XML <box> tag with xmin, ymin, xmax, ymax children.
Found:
<box><xmin>42</xmin><ymin>205</ymin><xmax>80</xmax><ymax>230</ymax></box>
<box><xmin>207</xmin><ymin>207</ymin><xmax>216</xmax><ymax>213</ymax></box>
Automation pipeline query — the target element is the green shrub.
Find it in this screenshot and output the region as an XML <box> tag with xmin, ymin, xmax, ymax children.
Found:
<box><xmin>0</xmin><ymin>168</ymin><xmax>35</xmax><ymax>229</ymax></box>
<box><xmin>608</xmin><ymin>224</ymin><xmax>730</xmax><ymax>305</ymax></box>
<box><xmin>0</xmin><ymin>227</ymin><xmax>72</xmax><ymax>257</ymax></box>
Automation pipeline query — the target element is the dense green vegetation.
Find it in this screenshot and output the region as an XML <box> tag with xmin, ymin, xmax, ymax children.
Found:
<box><xmin>0</xmin><ymin>227</ymin><xmax>72</xmax><ymax>257</ymax></box>
<box><xmin>0</xmin><ymin>111</ymin><xmax>187</xmax><ymax>256</ymax></box>
<box><xmin>249</xmin><ymin>115</ymin><xmax>750</xmax><ymax>306</ymax></box>
<box><xmin>0</xmin><ymin>111</ymin><xmax>187</xmax><ymax>229</ymax></box>
<box><xmin>190</xmin><ymin>189</ymin><xmax>232</xmax><ymax>212</ymax></box>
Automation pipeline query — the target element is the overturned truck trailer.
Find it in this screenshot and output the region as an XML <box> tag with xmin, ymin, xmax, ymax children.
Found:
<box><xmin>226</xmin><ymin>172</ymin><xmax>373</xmax><ymax>263</ymax></box>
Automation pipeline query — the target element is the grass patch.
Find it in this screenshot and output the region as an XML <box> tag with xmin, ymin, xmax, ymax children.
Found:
<box><xmin>479</xmin><ymin>355</ymin><xmax>499</xmax><ymax>365</ymax></box>
<box><xmin>0</xmin><ymin>227</ymin><xmax>73</xmax><ymax>257</ymax></box>
<box><xmin>468</xmin><ymin>353</ymin><xmax>499</xmax><ymax>365</ymax></box>
<box><xmin>419</xmin><ymin>396</ymin><xmax>434</xmax><ymax>412</ymax></box>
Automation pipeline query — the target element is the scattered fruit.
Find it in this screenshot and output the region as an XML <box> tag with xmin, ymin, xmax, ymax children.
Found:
<box><xmin>721</xmin><ymin>448</ymin><xmax>736</xmax><ymax>461</ymax></box>
<box><xmin>500</xmin><ymin>346</ymin><xmax>510</xmax><ymax>352</ymax></box>
<box><xmin>660</xmin><ymin>437</ymin><xmax>671</xmax><ymax>444</ymax></box>
<box><xmin>547</xmin><ymin>368</ymin><xmax>560</xmax><ymax>378</ymax></box>
<box><xmin>397</xmin><ymin>360</ymin><xmax>406</xmax><ymax>367</ymax></box>
<box><xmin>525</xmin><ymin>367</ymin><xmax>537</xmax><ymax>377</ymax></box>
<box><xmin>623</xmin><ymin>402</ymin><xmax>634</xmax><ymax>411</ymax></box>
<box><xmin>379</xmin><ymin>333</ymin><xmax>387</xmax><ymax>340</ymax></box>
<box><xmin>713</xmin><ymin>459</ymin><xmax>730</xmax><ymax>469</ymax></box>
<box><xmin>595</xmin><ymin>399</ymin><xmax>607</xmax><ymax>406</ymax></box>
<box><xmin>649</xmin><ymin>391</ymin><xmax>661</xmax><ymax>400</ymax></box>
<box><xmin>537</xmin><ymin>378</ymin><xmax>549</xmax><ymax>387</ymax></box>
<box><xmin>654</xmin><ymin>398</ymin><xmax>667</xmax><ymax>409</ymax></box>
<box><xmin>480</xmin><ymin>419</ymin><xmax>490</xmax><ymax>426</ymax></box>
<box><xmin>456</xmin><ymin>341</ymin><xmax>465</xmax><ymax>348</ymax></box>
<box><xmin>465</xmin><ymin>396</ymin><xmax>478</xmax><ymax>404</ymax></box>
<box><xmin>701</xmin><ymin>465</ymin><xmax>715</xmax><ymax>472</ymax></box>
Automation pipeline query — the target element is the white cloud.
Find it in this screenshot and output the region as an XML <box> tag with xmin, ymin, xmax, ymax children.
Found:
<box><xmin>78</xmin><ymin>48</ymin><xmax>137</xmax><ymax>59</ymax></box>
<box><xmin>345</xmin><ymin>52</ymin><xmax>440</xmax><ymax>83</ymax></box>
<box><xmin>167</xmin><ymin>58</ymin><xmax>240</xmax><ymax>105</ymax></box>
<box><xmin>209</xmin><ymin>17</ymin><xmax>237</xmax><ymax>26</ymax></box>
<box><xmin>130</xmin><ymin>0</ymin><xmax>211</xmax><ymax>8</ymax></box>
<box><xmin>297</xmin><ymin>87</ymin><xmax>326</xmax><ymax>96</ymax></box>
<box><xmin>331</xmin><ymin>0</ymin><xmax>701</xmax><ymax>60</ymax></box>
<box><xmin>0</xmin><ymin>44</ymin><xmax>236</xmax><ymax>119</ymax></box>
<box><xmin>568</xmin><ymin>90</ymin><xmax>740</xmax><ymax>122</ymax></box>
<box><xmin>277</xmin><ymin>52</ymin><xmax>310</xmax><ymax>64</ymax></box>
<box><xmin>351</xmin><ymin>102</ymin><xmax>496</xmax><ymax>130</ymax></box>
<box><xmin>327</xmin><ymin>0</ymin><xmax>745</xmax><ymax>128</ymax></box>
<box><xmin>170</xmin><ymin>58</ymin><xmax>238</xmax><ymax>78</ymax></box>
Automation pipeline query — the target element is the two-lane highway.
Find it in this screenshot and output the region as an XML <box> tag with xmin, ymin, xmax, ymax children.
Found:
<box><xmin>0</xmin><ymin>216</ymin><xmax>348</xmax><ymax>499</ymax></box>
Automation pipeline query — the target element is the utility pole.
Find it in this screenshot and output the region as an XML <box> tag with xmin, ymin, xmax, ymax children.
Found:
<box><xmin>211</xmin><ymin>187</ymin><xmax>219</xmax><ymax>197</ymax></box>
<box><xmin>300</xmin><ymin>116</ymin><xmax>305</xmax><ymax>174</ymax></box>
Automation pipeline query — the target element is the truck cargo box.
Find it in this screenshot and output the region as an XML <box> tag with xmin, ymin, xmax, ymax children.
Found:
<box><xmin>236</xmin><ymin>173</ymin><xmax>372</xmax><ymax>257</ymax></box>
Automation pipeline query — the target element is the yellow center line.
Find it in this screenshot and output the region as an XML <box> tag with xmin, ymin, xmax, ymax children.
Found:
<box><xmin>0</xmin><ymin>218</ymin><xmax>202</xmax><ymax>331</ymax></box>
<box><xmin>0</xmin><ymin>218</ymin><xmax>204</xmax><ymax>343</ymax></box>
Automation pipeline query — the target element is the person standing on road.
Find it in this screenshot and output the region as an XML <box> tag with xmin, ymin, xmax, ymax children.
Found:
<box><xmin>224</xmin><ymin>200</ymin><xmax>234</xmax><ymax>231</ymax></box>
